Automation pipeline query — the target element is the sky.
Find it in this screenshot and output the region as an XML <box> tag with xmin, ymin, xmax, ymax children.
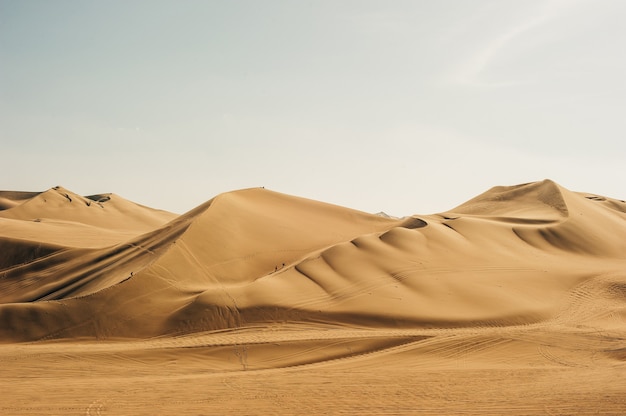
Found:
<box><xmin>1</xmin><ymin>0</ymin><xmax>625</xmax><ymax>216</ymax></box>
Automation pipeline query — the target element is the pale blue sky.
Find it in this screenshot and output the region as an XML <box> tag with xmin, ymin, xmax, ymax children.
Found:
<box><xmin>1</xmin><ymin>0</ymin><xmax>624</xmax><ymax>215</ymax></box>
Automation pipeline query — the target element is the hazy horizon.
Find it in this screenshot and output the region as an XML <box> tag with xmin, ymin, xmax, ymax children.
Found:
<box><xmin>2</xmin><ymin>0</ymin><xmax>624</xmax><ymax>216</ymax></box>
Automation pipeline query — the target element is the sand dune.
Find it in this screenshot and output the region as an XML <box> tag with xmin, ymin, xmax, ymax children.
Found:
<box><xmin>1</xmin><ymin>180</ymin><xmax>624</xmax><ymax>414</ymax></box>
<box><xmin>0</xmin><ymin>186</ymin><xmax>176</xmax><ymax>248</ymax></box>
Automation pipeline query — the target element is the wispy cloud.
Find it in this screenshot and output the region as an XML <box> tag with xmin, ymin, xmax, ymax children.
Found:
<box><xmin>449</xmin><ymin>0</ymin><xmax>582</xmax><ymax>88</ymax></box>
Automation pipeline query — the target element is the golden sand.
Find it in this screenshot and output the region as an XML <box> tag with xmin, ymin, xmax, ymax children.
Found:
<box><xmin>1</xmin><ymin>180</ymin><xmax>624</xmax><ymax>414</ymax></box>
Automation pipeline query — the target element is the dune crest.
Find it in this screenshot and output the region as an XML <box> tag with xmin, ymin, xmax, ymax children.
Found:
<box><xmin>448</xmin><ymin>179</ymin><xmax>569</xmax><ymax>219</ymax></box>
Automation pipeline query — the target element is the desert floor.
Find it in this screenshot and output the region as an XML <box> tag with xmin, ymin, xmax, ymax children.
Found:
<box><xmin>1</xmin><ymin>324</ymin><xmax>625</xmax><ymax>415</ymax></box>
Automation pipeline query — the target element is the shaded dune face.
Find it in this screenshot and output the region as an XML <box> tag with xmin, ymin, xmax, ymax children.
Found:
<box><xmin>0</xmin><ymin>180</ymin><xmax>624</xmax><ymax>342</ymax></box>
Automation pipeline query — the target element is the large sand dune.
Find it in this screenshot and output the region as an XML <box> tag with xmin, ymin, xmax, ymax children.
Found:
<box><xmin>1</xmin><ymin>180</ymin><xmax>625</xmax><ymax>414</ymax></box>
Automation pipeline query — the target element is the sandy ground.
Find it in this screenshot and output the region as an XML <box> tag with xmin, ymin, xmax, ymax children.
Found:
<box><xmin>1</xmin><ymin>326</ymin><xmax>625</xmax><ymax>415</ymax></box>
<box><xmin>1</xmin><ymin>180</ymin><xmax>625</xmax><ymax>414</ymax></box>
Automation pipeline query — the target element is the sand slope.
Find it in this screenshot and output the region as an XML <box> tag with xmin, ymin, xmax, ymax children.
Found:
<box><xmin>1</xmin><ymin>180</ymin><xmax>623</xmax><ymax>341</ymax></box>
<box><xmin>0</xmin><ymin>180</ymin><xmax>625</xmax><ymax>414</ymax></box>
